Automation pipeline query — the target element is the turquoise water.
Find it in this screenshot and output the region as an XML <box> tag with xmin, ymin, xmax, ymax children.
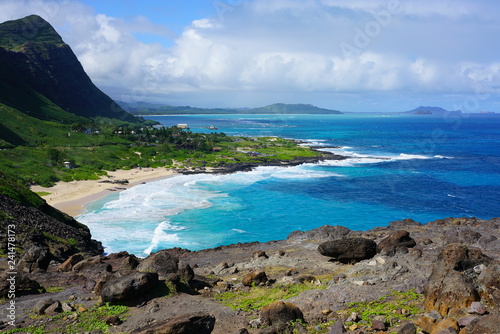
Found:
<box><xmin>77</xmin><ymin>113</ymin><xmax>500</xmax><ymax>256</ymax></box>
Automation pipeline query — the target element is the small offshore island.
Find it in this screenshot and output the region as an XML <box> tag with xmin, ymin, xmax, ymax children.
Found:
<box><xmin>0</xmin><ymin>14</ymin><xmax>499</xmax><ymax>334</ymax></box>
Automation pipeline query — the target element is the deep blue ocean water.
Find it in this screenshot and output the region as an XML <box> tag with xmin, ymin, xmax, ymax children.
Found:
<box><xmin>77</xmin><ymin>113</ymin><xmax>500</xmax><ymax>256</ymax></box>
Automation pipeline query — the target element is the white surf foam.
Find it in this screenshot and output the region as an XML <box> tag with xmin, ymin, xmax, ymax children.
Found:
<box><xmin>143</xmin><ymin>221</ymin><xmax>184</xmax><ymax>255</ymax></box>
<box><xmin>319</xmin><ymin>146</ymin><xmax>445</xmax><ymax>166</ymax></box>
<box><xmin>232</xmin><ymin>229</ymin><xmax>247</xmax><ymax>233</ymax></box>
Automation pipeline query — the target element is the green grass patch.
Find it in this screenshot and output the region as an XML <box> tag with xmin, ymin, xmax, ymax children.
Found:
<box><xmin>41</xmin><ymin>232</ymin><xmax>79</xmax><ymax>249</ymax></box>
<box><xmin>345</xmin><ymin>289</ymin><xmax>424</xmax><ymax>326</ymax></box>
<box><xmin>3</xmin><ymin>326</ymin><xmax>47</xmax><ymax>334</ymax></box>
<box><xmin>43</xmin><ymin>286</ymin><xmax>66</xmax><ymax>293</ymax></box>
<box><xmin>215</xmin><ymin>283</ymin><xmax>325</xmax><ymax>312</ymax></box>
<box><xmin>6</xmin><ymin>304</ymin><xmax>128</xmax><ymax>334</ymax></box>
<box><xmin>35</xmin><ymin>303</ymin><xmax>128</xmax><ymax>334</ymax></box>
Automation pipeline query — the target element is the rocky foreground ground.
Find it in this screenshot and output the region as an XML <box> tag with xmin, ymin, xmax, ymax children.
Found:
<box><xmin>1</xmin><ymin>216</ymin><xmax>499</xmax><ymax>334</ymax></box>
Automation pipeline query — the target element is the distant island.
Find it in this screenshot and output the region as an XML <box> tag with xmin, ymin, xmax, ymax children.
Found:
<box><xmin>402</xmin><ymin>106</ymin><xmax>462</xmax><ymax>115</ymax></box>
<box><xmin>118</xmin><ymin>101</ymin><xmax>343</xmax><ymax>115</ymax></box>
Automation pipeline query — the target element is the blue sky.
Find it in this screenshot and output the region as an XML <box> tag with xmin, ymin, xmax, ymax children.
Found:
<box><xmin>1</xmin><ymin>0</ymin><xmax>500</xmax><ymax>112</ymax></box>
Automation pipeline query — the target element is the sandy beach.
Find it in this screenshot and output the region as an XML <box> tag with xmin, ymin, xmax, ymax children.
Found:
<box><xmin>31</xmin><ymin>168</ymin><xmax>179</xmax><ymax>217</ymax></box>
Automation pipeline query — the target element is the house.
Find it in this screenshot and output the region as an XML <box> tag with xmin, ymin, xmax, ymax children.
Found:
<box><xmin>177</xmin><ymin>124</ymin><xmax>189</xmax><ymax>129</ymax></box>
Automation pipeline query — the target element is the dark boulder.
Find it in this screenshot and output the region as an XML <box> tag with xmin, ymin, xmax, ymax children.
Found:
<box><xmin>33</xmin><ymin>298</ymin><xmax>58</xmax><ymax>315</ymax></box>
<box><xmin>72</xmin><ymin>255</ymin><xmax>112</xmax><ymax>273</ymax></box>
<box><xmin>260</xmin><ymin>301</ymin><xmax>304</xmax><ymax>327</ymax></box>
<box><xmin>44</xmin><ymin>301</ymin><xmax>63</xmax><ymax>316</ymax></box>
<box><xmin>0</xmin><ymin>271</ymin><xmax>43</xmax><ymax>298</ymax></box>
<box><xmin>17</xmin><ymin>245</ymin><xmax>51</xmax><ymax>273</ymax></box>
<box><xmin>242</xmin><ymin>270</ymin><xmax>268</xmax><ymax>287</ymax></box>
<box><xmin>318</xmin><ymin>238</ymin><xmax>377</xmax><ymax>263</ymax></box>
<box><xmin>58</xmin><ymin>253</ymin><xmax>84</xmax><ymax>272</ymax></box>
<box><xmin>131</xmin><ymin>312</ymin><xmax>215</xmax><ymax>334</ymax></box>
<box><xmin>137</xmin><ymin>250</ymin><xmax>194</xmax><ymax>283</ymax></box>
<box><xmin>99</xmin><ymin>272</ymin><xmax>159</xmax><ymax>305</ymax></box>
<box><xmin>105</xmin><ymin>315</ymin><xmax>122</xmax><ymax>326</ymax></box>
<box><xmin>438</xmin><ymin>243</ymin><xmax>491</xmax><ymax>271</ymax></box>
<box><xmin>122</xmin><ymin>255</ymin><xmax>140</xmax><ymax>270</ymax></box>
<box><xmin>252</xmin><ymin>250</ymin><xmax>269</xmax><ymax>259</ymax></box>
<box><xmin>376</xmin><ymin>230</ymin><xmax>416</xmax><ymax>255</ymax></box>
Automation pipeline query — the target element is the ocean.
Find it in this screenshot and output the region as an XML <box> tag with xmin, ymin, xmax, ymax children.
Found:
<box><xmin>77</xmin><ymin>113</ymin><xmax>500</xmax><ymax>257</ymax></box>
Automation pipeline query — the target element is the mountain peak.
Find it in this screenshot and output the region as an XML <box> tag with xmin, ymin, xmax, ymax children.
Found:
<box><xmin>0</xmin><ymin>15</ymin><xmax>139</xmax><ymax>122</ymax></box>
<box><xmin>0</xmin><ymin>15</ymin><xmax>65</xmax><ymax>51</ymax></box>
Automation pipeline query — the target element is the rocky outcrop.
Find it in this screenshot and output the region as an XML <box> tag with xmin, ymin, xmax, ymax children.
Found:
<box><xmin>376</xmin><ymin>230</ymin><xmax>416</xmax><ymax>255</ymax></box>
<box><xmin>131</xmin><ymin>312</ymin><xmax>216</xmax><ymax>334</ymax></box>
<box><xmin>1</xmin><ymin>217</ymin><xmax>499</xmax><ymax>334</ymax></box>
<box><xmin>137</xmin><ymin>250</ymin><xmax>194</xmax><ymax>283</ymax></box>
<box><xmin>318</xmin><ymin>238</ymin><xmax>377</xmax><ymax>263</ymax></box>
<box><xmin>57</xmin><ymin>253</ymin><xmax>84</xmax><ymax>272</ymax></box>
<box><xmin>423</xmin><ymin>244</ymin><xmax>491</xmax><ymax>316</ymax></box>
<box><xmin>466</xmin><ymin>313</ymin><xmax>500</xmax><ymax>334</ymax></box>
<box><xmin>99</xmin><ymin>272</ymin><xmax>159</xmax><ymax>305</ymax></box>
<box><xmin>477</xmin><ymin>262</ymin><xmax>500</xmax><ymax>305</ymax></box>
<box><xmin>17</xmin><ymin>245</ymin><xmax>51</xmax><ymax>273</ymax></box>
<box><xmin>0</xmin><ymin>193</ymin><xmax>103</xmax><ymax>260</ymax></box>
<box><xmin>288</xmin><ymin>225</ymin><xmax>352</xmax><ymax>242</ymax></box>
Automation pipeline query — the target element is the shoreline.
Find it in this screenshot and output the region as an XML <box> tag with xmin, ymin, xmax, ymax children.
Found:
<box><xmin>31</xmin><ymin>149</ymin><xmax>345</xmax><ymax>217</ymax></box>
<box><xmin>31</xmin><ymin>167</ymin><xmax>179</xmax><ymax>217</ymax></box>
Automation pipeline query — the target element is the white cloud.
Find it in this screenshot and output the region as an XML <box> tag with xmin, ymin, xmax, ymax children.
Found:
<box><xmin>1</xmin><ymin>0</ymin><xmax>500</xmax><ymax>111</ymax></box>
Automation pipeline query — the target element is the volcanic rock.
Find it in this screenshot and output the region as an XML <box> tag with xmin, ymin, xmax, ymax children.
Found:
<box><xmin>424</xmin><ymin>244</ymin><xmax>491</xmax><ymax>316</ymax></box>
<box><xmin>466</xmin><ymin>313</ymin><xmax>500</xmax><ymax>334</ymax></box>
<box><xmin>137</xmin><ymin>250</ymin><xmax>194</xmax><ymax>283</ymax></box>
<box><xmin>329</xmin><ymin>320</ymin><xmax>347</xmax><ymax>333</ymax></box>
<box><xmin>0</xmin><ymin>271</ymin><xmax>43</xmax><ymax>298</ymax></box>
<box><xmin>289</xmin><ymin>225</ymin><xmax>351</xmax><ymax>242</ymax></box>
<box><xmin>318</xmin><ymin>238</ymin><xmax>377</xmax><ymax>263</ymax></box>
<box><xmin>131</xmin><ymin>312</ymin><xmax>216</xmax><ymax>334</ymax></box>
<box><xmin>58</xmin><ymin>253</ymin><xmax>84</xmax><ymax>272</ymax></box>
<box><xmin>259</xmin><ymin>301</ymin><xmax>304</xmax><ymax>327</ymax></box>
<box><xmin>17</xmin><ymin>245</ymin><xmax>51</xmax><ymax>273</ymax></box>
<box><xmin>376</xmin><ymin>230</ymin><xmax>416</xmax><ymax>255</ymax></box>
<box><xmin>242</xmin><ymin>270</ymin><xmax>268</xmax><ymax>286</ymax></box>
<box><xmin>99</xmin><ymin>272</ymin><xmax>159</xmax><ymax>305</ymax></box>
<box><xmin>477</xmin><ymin>262</ymin><xmax>500</xmax><ymax>305</ymax></box>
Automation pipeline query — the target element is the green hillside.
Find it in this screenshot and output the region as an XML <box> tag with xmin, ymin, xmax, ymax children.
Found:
<box><xmin>0</xmin><ymin>15</ymin><xmax>138</xmax><ymax>123</ymax></box>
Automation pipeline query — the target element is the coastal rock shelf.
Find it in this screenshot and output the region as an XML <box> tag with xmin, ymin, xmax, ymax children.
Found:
<box><xmin>178</xmin><ymin>150</ymin><xmax>345</xmax><ymax>174</ymax></box>
<box><xmin>1</xmin><ymin>216</ymin><xmax>499</xmax><ymax>333</ymax></box>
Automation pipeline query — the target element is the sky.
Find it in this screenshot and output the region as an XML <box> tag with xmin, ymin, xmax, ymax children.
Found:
<box><xmin>1</xmin><ymin>0</ymin><xmax>500</xmax><ymax>112</ymax></box>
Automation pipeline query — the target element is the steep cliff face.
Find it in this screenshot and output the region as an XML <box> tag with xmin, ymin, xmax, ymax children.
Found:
<box><xmin>0</xmin><ymin>171</ymin><xmax>103</xmax><ymax>260</ymax></box>
<box><xmin>0</xmin><ymin>15</ymin><xmax>138</xmax><ymax>122</ymax></box>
